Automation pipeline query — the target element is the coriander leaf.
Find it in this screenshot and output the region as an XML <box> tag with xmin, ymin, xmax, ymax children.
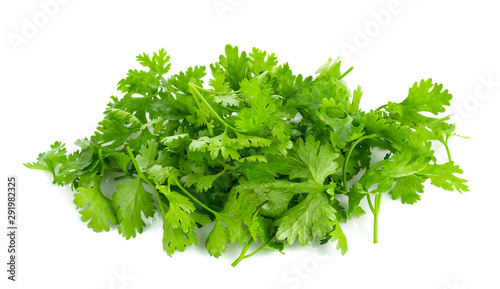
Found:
<box><xmin>275</xmin><ymin>192</ymin><xmax>337</xmax><ymax>245</ymax></box>
<box><xmin>249</xmin><ymin>47</ymin><xmax>278</xmax><ymax>75</ymax></box>
<box><xmin>213</xmin><ymin>93</ymin><xmax>240</xmax><ymax>107</ymax></box>
<box><xmin>163</xmin><ymin>222</ymin><xmax>197</xmax><ymax>257</ymax></box>
<box><xmin>347</xmin><ymin>185</ymin><xmax>366</xmax><ymax>218</ymax></box>
<box><xmin>381</xmin><ymin>148</ymin><xmax>430</xmax><ymax>178</ymax></box>
<box><xmin>24</xmin><ymin>141</ymin><xmax>94</xmax><ymax>187</ymax></box>
<box><xmin>389</xmin><ymin>175</ymin><xmax>425</xmax><ymax>204</ymax></box>
<box><xmin>417</xmin><ymin>162</ymin><xmax>469</xmax><ymax>193</ymax></box>
<box><xmin>112</xmin><ymin>177</ymin><xmax>157</xmax><ymax>239</ymax></box>
<box><xmin>323</xmin><ymin>219</ymin><xmax>348</xmax><ymax>255</ymax></box>
<box><xmin>217</xmin><ymin>44</ymin><xmax>249</xmax><ymax>90</ymax></box>
<box><xmin>294</xmin><ymin>134</ymin><xmax>340</xmax><ymax>184</ymax></box>
<box><xmin>93</xmin><ymin>109</ymin><xmax>142</xmax><ymax>149</ymax></box>
<box><xmin>400</xmin><ymin>79</ymin><xmax>452</xmax><ymax>115</ymax></box>
<box><xmin>74</xmin><ymin>175</ymin><xmax>117</xmax><ymax>232</ymax></box>
<box><xmin>249</xmin><ymin>215</ymin><xmax>272</xmax><ymax>244</ymax></box>
<box><xmin>135</xmin><ymin>139</ymin><xmax>160</xmax><ymax>172</ymax></box>
<box><xmin>205</xmin><ymin>219</ymin><xmax>230</xmax><ymax>258</ymax></box>
<box><xmin>315</xmin><ymin>57</ymin><xmax>342</xmax><ymax>80</ymax></box>
<box><xmin>136</xmin><ymin>48</ymin><xmax>171</xmax><ymax>76</ymax></box>
<box><xmin>169</xmin><ymin>66</ymin><xmax>206</xmax><ymax>94</ymax></box>
<box><xmin>180</xmin><ymin>170</ymin><xmax>225</xmax><ymax>193</ymax></box>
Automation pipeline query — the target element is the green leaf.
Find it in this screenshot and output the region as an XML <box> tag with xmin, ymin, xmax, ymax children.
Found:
<box><xmin>136</xmin><ymin>48</ymin><xmax>171</xmax><ymax>76</ymax></box>
<box><xmin>401</xmin><ymin>79</ymin><xmax>452</xmax><ymax>115</ymax></box>
<box><xmin>389</xmin><ymin>175</ymin><xmax>425</xmax><ymax>204</ymax></box>
<box><xmin>169</xmin><ymin>66</ymin><xmax>206</xmax><ymax>94</ymax></box>
<box><xmin>24</xmin><ymin>141</ymin><xmax>94</xmax><ymax>186</ymax></box>
<box><xmin>217</xmin><ymin>44</ymin><xmax>249</xmax><ymax>90</ymax></box>
<box><xmin>315</xmin><ymin>57</ymin><xmax>342</xmax><ymax>79</ymax></box>
<box><xmin>381</xmin><ymin>148</ymin><xmax>430</xmax><ymax>178</ymax></box>
<box><xmin>235</xmin><ymin>180</ymin><xmax>322</xmax><ymax>218</ymax></box>
<box><xmin>249</xmin><ymin>47</ymin><xmax>278</xmax><ymax>75</ymax></box>
<box><xmin>294</xmin><ymin>134</ymin><xmax>340</xmax><ymax>184</ymax></box>
<box><xmin>205</xmin><ymin>219</ymin><xmax>230</xmax><ymax>258</ymax></box>
<box><xmin>135</xmin><ymin>139</ymin><xmax>160</xmax><ymax>172</ymax></box>
<box><xmin>162</xmin><ymin>222</ymin><xmax>197</xmax><ymax>257</ymax></box>
<box><xmin>74</xmin><ymin>175</ymin><xmax>117</xmax><ymax>232</ymax></box>
<box><xmin>93</xmin><ymin>109</ymin><xmax>142</xmax><ymax>149</ymax></box>
<box><xmin>180</xmin><ymin>170</ymin><xmax>225</xmax><ymax>193</ymax></box>
<box><xmin>417</xmin><ymin>162</ymin><xmax>469</xmax><ymax>193</ymax></box>
<box><xmin>325</xmin><ymin>219</ymin><xmax>348</xmax><ymax>255</ymax></box>
<box><xmin>235</xmin><ymin>132</ymin><xmax>272</xmax><ymax>148</ymax></box>
<box><xmin>274</xmin><ymin>192</ymin><xmax>337</xmax><ymax>245</ymax></box>
<box><xmin>112</xmin><ymin>177</ymin><xmax>157</xmax><ymax>239</ymax></box>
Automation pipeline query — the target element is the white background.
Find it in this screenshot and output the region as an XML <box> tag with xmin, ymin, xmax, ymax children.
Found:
<box><xmin>1</xmin><ymin>1</ymin><xmax>499</xmax><ymax>288</ymax></box>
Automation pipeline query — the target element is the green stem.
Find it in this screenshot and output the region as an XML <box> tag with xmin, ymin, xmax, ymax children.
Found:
<box><xmin>188</xmin><ymin>82</ymin><xmax>244</xmax><ymax>133</ymax></box>
<box><xmin>173</xmin><ymin>178</ymin><xmax>220</xmax><ymax>216</ymax></box>
<box><xmin>338</xmin><ymin>67</ymin><xmax>353</xmax><ymax>80</ymax></box>
<box><xmin>342</xmin><ymin>134</ymin><xmax>380</xmax><ymax>192</ymax></box>
<box><xmin>191</xmin><ymin>89</ymin><xmax>213</xmax><ymax>136</ymax></box>
<box><xmin>376</xmin><ymin>104</ymin><xmax>388</xmax><ymax>111</ymax></box>
<box><xmin>366</xmin><ymin>194</ymin><xmax>375</xmax><ymax>214</ymax></box>
<box><xmin>442</xmin><ymin>140</ymin><xmax>452</xmax><ymax>162</ymax></box>
<box><xmin>214</xmin><ymin>158</ymin><xmax>234</xmax><ymax>170</ymax></box>
<box><xmin>190</xmin><ymin>83</ymin><xmax>237</xmax><ymax>95</ymax></box>
<box><xmin>126</xmin><ymin>146</ymin><xmax>165</xmax><ymax>216</ymax></box>
<box><xmin>231</xmin><ymin>238</ymin><xmax>254</xmax><ymax>267</ymax></box>
<box><xmin>98</xmin><ymin>149</ymin><xmax>122</xmax><ymax>176</ymax></box>
<box><xmin>373</xmin><ymin>193</ymin><xmax>382</xmax><ymax>244</ymax></box>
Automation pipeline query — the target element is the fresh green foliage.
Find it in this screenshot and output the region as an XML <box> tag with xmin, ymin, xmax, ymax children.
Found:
<box><xmin>25</xmin><ymin>45</ymin><xmax>468</xmax><ymax>265</ymax></box>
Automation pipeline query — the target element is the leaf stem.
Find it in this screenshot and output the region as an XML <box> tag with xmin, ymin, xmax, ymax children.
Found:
<box><xmin>173</xmin><ymin>178</ymin><xmax>220</xmax><ymax>216</ymax></box>
<box><xmin>125</xmin><ymin>146</ymin><xmax>165</xmax><ymax>216</ymax></box>
<box><xmin>342</xmin><ymin>134</ymin><xmax>380</xmax><ymax>192</ymax></box>
<box><xmin>442</xmin><ymin>140</ymin><xmax>452</xmax><ymax>162</ymax></box>
<box><xmin>190</xmin><ymin>83</ymin><xmax>237</xmax><ymax>95</ymax></box>
<box><xmin>373</xmin><ymin>193</ymin><xmax>382</xmax><ymax>244</ymax></box>
<box><xmin>366</xmin><ymin>194</ymin><xmax>375</xmax><ymax>214</ymax></box>
<box><xmin>231</xmin><ymin>238</ymin><xmax>254</xmax><ymax>267</ymax></box>
<box><xmin>190</xmin><ymin>89</ymin><xmax>213</xmax><ymax>136</ymax></box>
<box><xmin>338</xmin><ymin>67</ymin><xmax>353</xmax><ymax>80</ymax></box>
<box><xmin>188</xmin><ymin>82</ymin><xmax>244</xmax><ymax>133</ymax></box>
<box><xmin>376</xmin><ymin>104</ymin><xmax>388</xmax><ymax>111</ymax></box>
<box><xmin>98</xmin><ymin>149</ymin><xmax>122</xmax><ymax>176</ymax></box>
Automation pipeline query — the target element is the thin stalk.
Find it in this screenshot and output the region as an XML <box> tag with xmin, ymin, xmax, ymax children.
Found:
<box><xmin>366</xmin><ymin>194</ymin><xmax>375</xmax><ymax>214</ymax></box>
<box><xmin>376</xmin><ymin>104</ymin><xmax>388</xmax><ymax>111</ymax></box>
<box><xmin>190</xmin><ymin>83</ymin><xmax>238</xmax><ymax>95</ymax></box>
<box><xmin>214</xmin><ymin>158</ymin><xmax>234</xmax><ymax>170</ymax></box>
<box><xmin>442</xmin><ymin>140</ymin><xmax>452</xmax><ymax>162</ymax></box>
<box><xmin>338</xmin><ymin>67</ymin><xmax>353</xmax><ymax>80</ymax></box>
<box><xmin>126</xmin><ymin>146</ymin><xmax>165</xmax><ymax>216</ymax></box>
<box><xmin>173</xmin><ymin>178</ymin><xmax>220</xmax><ymax>216</ymax></box>
<box><xmin>445</xmin><ymin>144</ymin><xmax>452</xmax><ymax>162</ymax></box>
<box><xmin>98</xmin><ymin>149</ymin><xmax>122</xmax><ymax>176</ymax></box>
<box><xmin>231</xmin><ymin>239</ymin><xmax>254</xmax><ymax>267</ymax></box>
<box><xmin>191</xmin><ymin>90</ymin><xmax>213</xmax><ymax>136</ymax></box>
<box><xmin>373</xmin><ymin>193</ymin><xmax>382</xmax><ymax>244</ymax></box>
<box><xmin>231</xmin><ymin>241</ymin><xmax>269</xmax><ymax>267</ymax></box>
<box><xmin>188</xmin><ymin>82</ymin><xmax>244</xmax><ymax>133</ymax></box>
<box><xmin>342</xmin><ymin>134</ymin><xmax>380</xmax><ymax>192</ymax></box>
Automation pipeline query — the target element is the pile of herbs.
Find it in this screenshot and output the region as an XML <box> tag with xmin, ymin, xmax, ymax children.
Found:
<box><xmin>25</xmin><ymin>45</ymin><xmax>468</xmax><ymax>266</ymax></box>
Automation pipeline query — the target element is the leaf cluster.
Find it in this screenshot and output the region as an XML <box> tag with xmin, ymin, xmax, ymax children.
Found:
<box><xmin>25</xmin><ymin>45</ymin><xmax>468</xmax><ymax>265</ymax></box>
